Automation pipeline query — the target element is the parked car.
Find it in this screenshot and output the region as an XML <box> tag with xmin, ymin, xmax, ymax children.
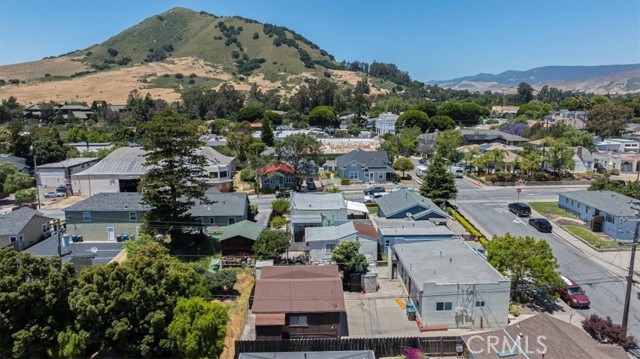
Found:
<box><xmin>558</xmin><ymin>276</ymin><xmax>590</xmax><ymax>308</ymax></box>
<box><xmin>306</xmin><ymin>177</ymin><xmax>317</xmax><ymax>191</ymax></box>
<box><xmin>449</xmin><ymin>166</ymin><xmax>464</xmax><ymax>178</ymax></box>
<box><xmin>528</xmin><ymin>218</ymin><xmax>553</xmax><ymax>232</ymax></box>
<box><xmin>363</xmin><ymin>192</ymin><xmax>387</xmax><ymax>203</ymax></box>
<box><xmin>508</xmin><ymin>202</ymin><xmax>531</xmax><ymax>217</ymax></box>
<box><xmin>391</xmin><ymin>185</ymin><xmax>413</xmax><ymax>192</ymax></box>
<box><xmin>12</xmin><ymin>203</ymin><xmax>37</xmax><ymax>211</ymax></box>
<box><xmin>275</xmin><ymin>190</ymin><xmax>291</xmax><ymax>198</ymax></box>
<box><xmin>364</xmin><ymin>186</ymin><xmax>385</xmax><ymax>195</ymax></box>
<box><xmin>56</xmin><ymin>185</ymin><xmax>69</xmax><ymax>194</ymax></box>
<box><xmin>419</xmin><ymin>158</ymin><xmax>429</xmax><ymax>165</ymax></box>
<box><xmin>44</xmin><ymin>191</ymin><xmax>65</xmax><ymax>199</ymax></box>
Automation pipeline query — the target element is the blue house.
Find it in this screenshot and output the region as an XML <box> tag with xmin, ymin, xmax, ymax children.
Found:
<box><xmin>376</xmin><ymin>190</ymin><xmax>450</xmax><ymax>220</ymax></box>
<box><xmin>374</xmin><ymin>217</ymin><xmax>454</xmax><ymax>248</ymax></box>
<box><xmin>558</xmin><ymin>190</ymin><xmax>637</xmax><ymax>241</ymax></box>
<box><xmin>335</xmin><ymin>149</ymin><xmax>394</xmax><ymax>183</ymax></box>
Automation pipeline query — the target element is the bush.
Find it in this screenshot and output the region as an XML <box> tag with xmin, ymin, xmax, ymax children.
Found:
<box><xmin>204</xmin><ymin>269</ymin><xmax>237</xmax><ymax>294</ymax></box>
<box><xmin>271</xmin><ymin>198</ymin><xmax>290</xmax><ymax>216</ymax></box>
<box><xmin>240</xmin><ymin>169</ymin><xmax>255</xmax><ymax>182</ymax></box>
<box><xmin>270</xmin><ymin>216</ymin><xmax>287</xmax><ymax>229</ymax></box>
<box><xmin>532</xmin><ymin>171</ymin><xmax>549</xmax><ymax>181</ymax></box>
<box><xmin>609</xmin><ymin>168</ymin><xmax>621</xmax><ymax>175</ymax></box>
<box><xmin>174</xmin><ymin>73</ymin><xmax>184</xmax><ymax>79</ymax></box>
<box><xmin>582</xmin><ymin>314</ymin><xmax>637</xmax><ymax>349</ymax></box>
<box><xmin>509</xmin><ymin>304</ymin><xmax>520</xmax><ymax>317</ymax></box>
<box><xmin>340</xmin><ymin>178</ymin><xmax>351</xmax><ymax>185</ymax></box>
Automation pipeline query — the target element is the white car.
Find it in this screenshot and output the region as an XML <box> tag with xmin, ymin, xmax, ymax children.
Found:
<box><xmin>391</xmin><ymin>185</ymin><xmax>413</xmax><ymax>192</ymax></box>
<box><xmin>44</xmin><ymin>191</ymin><xmax>65</xmax><ymax>199</ymax></box>
<box><xmin>364</xmin><ymin>192</ymin><xmax>387</xmax><ymax>203</ymax></box>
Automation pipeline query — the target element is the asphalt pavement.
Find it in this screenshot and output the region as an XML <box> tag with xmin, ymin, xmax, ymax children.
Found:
<box><xmin>454</xmin><ymin>178</ymin><xmax>640</xmax><ymax>339</ymax></box>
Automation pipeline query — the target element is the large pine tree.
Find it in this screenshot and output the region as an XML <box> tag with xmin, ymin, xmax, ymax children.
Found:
<box><xmin>419</xmin><ymin>156</ymin><xmax>457</xmax><ymax>205</ymax></box>
<box><xmin>260</xmin><ymin>117</ymin><xmax>274</xmax><ymax>147</ymax></box>
<box><xmin>139</xmin><ymin>109</ymin><xmax>206</xmax><ymax>232</ymax></box>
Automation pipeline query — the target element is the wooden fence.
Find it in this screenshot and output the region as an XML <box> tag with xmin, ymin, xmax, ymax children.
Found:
<box><xmin>235</xmin><ymin>336</ymin><xmax>465</xmax><ymax>358</ymax></box>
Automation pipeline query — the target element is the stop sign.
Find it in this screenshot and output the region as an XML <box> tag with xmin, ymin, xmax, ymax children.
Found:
<box><xmin>517</xmin><ymin>188</ymin><xmax>522</xmax><ymax>193</ymax></box>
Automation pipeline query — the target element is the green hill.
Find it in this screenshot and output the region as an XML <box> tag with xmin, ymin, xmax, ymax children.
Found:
<box><xmin>75</xmin><ymin>7</ymin><xmax>339</xmax><ymax>82</ymax></box>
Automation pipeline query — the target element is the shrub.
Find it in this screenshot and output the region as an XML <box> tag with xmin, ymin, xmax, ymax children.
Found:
<box><xmin>271</xmin><ymin>198</ymin><xmax>290</xmax><ymax>216</ymax></box>
<box><xmin>509</xmin><ymin>304</ymin><xmax>520</xmax><ymax>317</ymax></box>
<box><xmin>189</xmin><ymin>73</ymin><xmax>197</xmax><ymax>78</ymax></box>
<box><xmin>240</xmin><ymin>169</ymin><xmax>255</xmax><ymax>183</ymax></box>
<box><xmin>252</xmin><ymin>32</ymin><xmax>259</xmax><ymax>39</ymax></box>
<box><xmin>204</xmin><ymin>269</ymin><xmax>237</xmax><ymax>294</ymax></box>
<box><xmin>532</xmin><ymin>171</ymin><xmax>549</xmax><ymax>181</ymax></box>
<box><xmin>340</xmin><ymin>178</ymin><xmax>351</xmax><ymax>185</ymax></box>
<box><xmin>174</xmin><ymin>73</ymin><xmax>184</xmax><ymax>79</ymax></box>
<box><xmin>484</xmin><ymin>175</ymin><xmax>497</xmax><ymax>183</ymax></box>
<box><xmin>270</xmin><ymin>216</ymin><xmax>287</xmax><ymax>229</ymax></box>
<box><xmin>582</xmin><ymin>314</ymin><xmax>637</xmax><ymax>349</ymax></box>
<box><xmin>609</xmin><ymin>168</ymin><xmax>621</xmax><ymax>175</ymax></box>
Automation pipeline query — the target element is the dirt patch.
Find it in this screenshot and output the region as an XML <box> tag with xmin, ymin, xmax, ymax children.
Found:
<box><xmin>0</xmin><ymin>57</ymin><xmax>89</xmax><ymax>81</ymax></box>
<box><xmin>42</xmin><ymin>195</ymin><xmax>88</xmax><ymax>209</ymax></box>
<box><xmin>328</xmin><ymin>69</ymin><xmax>389</xmax><ymax>95</ymax></box>
<box><xmin>219</xmin><ymin>269</ymin><xmax>254</xmax><ymax>359</ymax></box>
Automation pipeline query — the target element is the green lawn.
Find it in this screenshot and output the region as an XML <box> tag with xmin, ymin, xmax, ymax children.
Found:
<box><xmin>528</xmin><ymin>202</ymin><xmax>578</xmax><ymax>219</ymax></box>
<box><xmin>367</xmin><ymin>205</ymin><xmax>379</xmax><ymax>216</ymax></box>
<box><xmin>564</xmin><ymin>225</ymin><xmax>621</xmax><ymax>249</ymax></box>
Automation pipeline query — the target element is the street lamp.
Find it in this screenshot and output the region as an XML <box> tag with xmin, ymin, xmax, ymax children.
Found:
<box><xmin>30</xmin><ymin>146</ymin><xmax>42</xmax><ymax>210</ymax></box>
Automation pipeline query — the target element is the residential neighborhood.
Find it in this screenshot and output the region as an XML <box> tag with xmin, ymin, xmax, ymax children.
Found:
<box><xmin>1</xmin><ymin>4</ymin><xmax>639</xmax><ymax>357</ymax></box>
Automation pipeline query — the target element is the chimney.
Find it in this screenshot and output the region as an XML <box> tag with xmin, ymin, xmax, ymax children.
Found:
<box><xmin>450</xmin><ymin>258</ymin><xmax>452</xmax><ymax>263</ymax></box>
<box><xmin>440</xmin><ymin>251</ymin><xmax>442</xmax><ymax>258</ymax></box>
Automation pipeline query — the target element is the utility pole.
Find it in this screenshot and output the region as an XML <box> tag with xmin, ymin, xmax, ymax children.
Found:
<box><xmin>622</xmin><ymin>204</ymin><xmax>640</xmax><ymax>331</ymax></box>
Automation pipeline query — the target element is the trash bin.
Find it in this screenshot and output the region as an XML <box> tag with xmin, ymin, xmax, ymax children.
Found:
<box><xmin>406</xmin><ymin>303</ymin><xmax>417</xmax><ymax>321</ymax></box>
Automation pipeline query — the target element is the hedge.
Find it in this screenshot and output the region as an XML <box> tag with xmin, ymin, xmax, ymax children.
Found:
<box><xmin>449</xmin><ymin>208</ymin><xmax>488</xmax><ymax>246</ymax></box>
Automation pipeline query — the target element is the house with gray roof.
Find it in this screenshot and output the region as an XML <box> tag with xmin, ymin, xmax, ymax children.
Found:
<box><xmin>373</xmin><ymin>217</ymin><xmax>455</xmax><ymax>248</ymax></box>
<box><xmin>0</xmin><ymin>208</ymin><xmax>53</xmax><ymax>250</ymax></box>
<box><xmin>335</xmin><ymin>149</ymin><xmax>393</xmax><ymax>183</ymax></box>
<box><xmin>64</xmin><ymin>192</ymin><xmax>150</xmax><ymax>242</ymax></box>
<box><xmin>558</xmin><ymin>190</ymin><xmax>638</xmax><ymax>241</ymax></box>
<box><xmin>0</xmin><ymin>154</ymin><xmax>28</xmax><ymax>173</ymax></box>
<box><xmin>290</xmin><ymin>192</ymin><xmax>348</xmax><ymax>241</ymax></box>
<box><xmin>188</xmin><ymin>191</ymin><xmax>249</xmax><ymax>228</ymax></box>
<box><xmin>305</xmin><ymin>222</ymin><xmax>377</xmax><ymax>263</ymax></box>
<box><xmin>390</xmin><ymin>240</ymin><xmax>510</xmax><ymax>329</ymax></box>
<box><xmin>461</xmin><ymin>129</ymin><xmax>528</xmax><ymax>146</ymax></box>
<box><xmin>37</xmin><ymin>157</ymin><xmax>98</xmax><ymax>189</ymax></box>
<box><xmin>376</xmin><ymin>190</ymin><xmax>449</xmax><ymax>221</ymax></box>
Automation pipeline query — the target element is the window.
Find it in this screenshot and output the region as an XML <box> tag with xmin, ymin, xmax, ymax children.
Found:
<box><xmin>605</xmin><ymin>214</ymin><xmax>615</xmax><ymax>224</ymax></box>
<box><xmin>42</xmin><ymin>224</ymin><xmax>49</xmax><ymax>233</ymax></box>
<box><xmin>285</xmin><ymin>176</ymin><xmax>293</xmax><ymax>183</ymax></box>
<box><xmin>220</xmin><ymin>171</ymin><xmax>228</xmax><ymax>178</ymax></box>
<box><xmin>210</xmin><ymin>172</ymin><xmax>219</xmax><ymax>178</ymax></box>
<box><xmin>263</xmin><ymin>178</ymin><xmax>271</xmax><ymax>184</ymax></box>
<box><xmin>83</xmin><ymin>211</ymin><xmax>91</xmax><ymax>222</ymax></box>
<box><xmin>209</xmin><ymin>217</ymin><xmax>215</xmax><ymax>225</ymax></box>
<box><xmin>475</xmin><ymin>300</ymin><xmax>486</xmax><ymax>307</ymax></box>
<box><xmin>196</xmin><ymin>218</ymin><xmax>203</xmax><ymax>224</ymax></box>
<box><xmin>436</xmin><ymin>302</ymin><xmax>453</xmax><ymax>311</ymax></box>
<box><xmin>228</xmin><ymin>217</ymin><xmax>236</xmax><ymax>225</ymax></box>
<box><xmin>586</xmin><ymin>206</ymin><xmax>591</xmax><ymax>213</ymax></box>
<box><xmin>385</xmin><ymin>239</ymin><xmax>390</xmax><ymax>247</ymax></box>
<box><xmin>326</xmin><ymin>243</ymin><xmax>336</xmax><ymax>253</ymax></box>
<box><xmin>9</xmin><ymin>236</ymin><xmax>17</xmax><ymax>243</ymax></box>
<box><xmin>349</xmin><ymin>171</ymin><xmax>358</xmax><ymax>180</ymax></box>
<box><xmin>129</xmin><ymin>212</ymin><xmax>138</xmax><ymax>221</ymax></box>
<box><xmin>577</xmin><ymin>203</ymin><xmax>581</xmax><ymax>209</ymax></box>
<box><xmin>289</xmin><ymin>315</ymin><xmax>308</xmax><ymax>326</ymax></box>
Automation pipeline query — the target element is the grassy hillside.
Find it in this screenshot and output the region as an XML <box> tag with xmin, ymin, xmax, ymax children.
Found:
<box><xmin>74</xmin><ymin>7</ymin><xmax>337</xmax><ymax>79</ymax></box>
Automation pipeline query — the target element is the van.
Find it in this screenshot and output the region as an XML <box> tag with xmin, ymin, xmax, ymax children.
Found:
<box><xmin>449</xmin><ymin>166</ymin><xmax>464</xmax><ymax>178</ymax></box>
<box><xmin>508</xmin><ymin>202</ymin><xmax>531</xmax><ymax>217</ymax></box>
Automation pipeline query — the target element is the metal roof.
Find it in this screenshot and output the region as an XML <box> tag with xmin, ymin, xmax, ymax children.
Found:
<box><xmin>292</xmin><ymin>192</ymin><xmax>346</xmax><ymax>211</ymax></box>
<box><xmin>461</xmin><ymin>128</ymin><xmax>528</xmax><ymax>142</ymax></box>
<box><xmin>73</xmin><ymin>146</ymin><xmax>147</xmax><ymax>176</ymax></box>
<box><xmin>560</xmin><ymin>190</ymin><xmax>638</xmax><ymax>217</ymax></box>
<box><xmin>38</xmin><ymin>157</ymin><xmax>98</xmax><ymax>169</ymax></box>
<box><xmin>188</xmin><ymin>193</ymin><xmax>248</xmax><ymax>217</ymax></box>
<box><xmin>0</xmin><ymin>208</ymin><xmax>52</xmax><ymax>236</ymax></box>
<box><xmin>393</xmin><ymin>240</ymin><xmax>507</xmax><ymax>284</ymax></box>
<box><xmin>65</xmin><ymin>192</ymin><xmax>150</xmax><ymax>212</ymax></box>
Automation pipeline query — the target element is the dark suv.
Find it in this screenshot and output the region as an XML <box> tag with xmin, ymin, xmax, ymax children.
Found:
<box><xmin>56</xmin><ymin>185</ymin><xmax>69</xmax><ymax>195</ymax></box>
<box><xmin>364</xmin><ymin>186</ymin><xmax>385</xmax><ymax>195</ymax></box>
<box><xmin>508</xmin><ymin>202</ymin><xmax>531</xmax><ymax>217</ymax></box>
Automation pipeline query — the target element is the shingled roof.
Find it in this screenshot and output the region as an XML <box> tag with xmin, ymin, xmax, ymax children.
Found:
<box><xmin>335</xmin><ymin>149</ymin><xmax>391</xmax><ymax>170</ymax></box>
<box><xmin>0</xmin><ymin>208</ymin><xmax>52</xmax><ymax>236</ymax></box>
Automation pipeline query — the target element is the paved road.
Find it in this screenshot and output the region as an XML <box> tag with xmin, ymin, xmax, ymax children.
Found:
<box><xmin>454</xmin><ymin>179</ymin><xmax>640</xmax><ymax>339</ymax></box>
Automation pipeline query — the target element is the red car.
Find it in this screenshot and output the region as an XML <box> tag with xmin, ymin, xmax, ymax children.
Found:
<box><xmin>12</xmin><ymin>203</ymin><xmax>38</xmax><ymax>211</ymax></box>
<box><xmin>558</xmin><ymin>276</ymin><xmax>590</xmax><ymax>308</ymax></box>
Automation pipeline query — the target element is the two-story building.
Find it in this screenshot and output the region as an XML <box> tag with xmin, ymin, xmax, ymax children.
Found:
<box><xmin>558</xmin><ymin>190</ymin><xmax>637</xmax><ymax>242</ymax></box>
<box><xmin>37</xmin><ymin>157</ymin><xmax>99</xmax><ymax>189</ymax></box>
<box><xmin>595</xmin><ymin>138</ymin><xmax>640</xmax><ymax>153</ymax></box>
<box><xmin>390</xmin><ymin>240</ymin><xmax>511</xmax><ymax>329</ymax></box>
<box><xmin>64</xmin><ymin>192</ymin><xmax>149</xmax><ymax>241</ymax></box>
<box><xmin>290</xmin><ymin>192</ymin><xmax>348</xmax><ymax>241</ymax></box>
<box><xmin>188</xmin><ymin>189</ymin><xmax>250</xmax><ymax>228</ymax></box>
<box><xmin>373</xmin><ymin>112</ymin><xmax>400</xmax><ymax>136</ymax></box>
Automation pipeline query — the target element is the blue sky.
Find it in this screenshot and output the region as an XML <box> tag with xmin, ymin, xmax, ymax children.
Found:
<box><xmin>1</xmin><ymin>0</ymin><xmax>638</xmax><ymax>81</ymax></box>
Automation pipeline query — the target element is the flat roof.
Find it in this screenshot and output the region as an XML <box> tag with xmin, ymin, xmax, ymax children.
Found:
<box><xmin>239</xmin><ymin>352</ymin><xmax>376</xmax><ymax>359</ymax></box>
<box><xmin>25</xmin><ymin>237</ymin><xmax>124</xmax><ymax>265</ymax></box>
<box><xmin>292</xmin><ymin>192</ymin><xmax>346</xmax><ymax>211</ymax></box>
<box><xmin>379</xmin><ymin>225</ymin><xmax>453</xmax><ymax>236</ymax></box>
<box><xmin>560</xmin><ymin>190</ymin><xmax>638</xmax><ymax>217</ymax></box>
<box><xmin>393</xmin><ymin>240</ymin><xmax>507</xmax><ymax>284</ymax></box>
<box><xmin>305</xmin><ymin>222</ymin><xmax>356</xmax><ymax>242</ymax></box>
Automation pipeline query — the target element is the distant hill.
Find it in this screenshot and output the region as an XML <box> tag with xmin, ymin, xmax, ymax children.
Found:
<box><xmin>433</xmin><ymin>64</ymin><xmax>640</xmax><ymax>94</ymax></box>
<box><xmin>0</xmin><ymin>7</ymin><xmax>394</xmax><ymax>104</ymax></box>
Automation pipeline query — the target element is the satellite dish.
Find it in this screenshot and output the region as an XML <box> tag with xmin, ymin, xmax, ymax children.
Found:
<box><xmin>90</xmin><ymin>247</ymin><xmax>98</xmax><ymax>254</ymax></box>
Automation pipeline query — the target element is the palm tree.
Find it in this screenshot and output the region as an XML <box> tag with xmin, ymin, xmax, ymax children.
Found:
<box><xmin>484</xmin><ymin>149</ymin><xmax>506</xmax><ymax>174</ymax></box>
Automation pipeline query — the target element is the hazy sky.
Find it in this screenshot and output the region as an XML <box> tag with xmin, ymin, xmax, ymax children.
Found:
<box><xmin>1</xmin><ymin>0</ymin><xmax>638</xmax><ymax>81</ymax></box>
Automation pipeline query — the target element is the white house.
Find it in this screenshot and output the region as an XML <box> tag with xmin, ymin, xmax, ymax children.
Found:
<box><xmin>595</xmin><ymin>138</ymin><xmax>640</xmax><ymax>153</ymax></box>
<box><xmin>373</xmin><ymin>112</ymin><xmax>400</xmax><ymax>136</ymax></box>
<box><xmin>37</xmin><ymin>157</ymin><xmax>99</xmax><ymax>188</ymax></box>
<box><xmin>305</xmin><ymin>221</ymin><xmax>377</xmax><ymax>263</ymax></box>
<box><xmin>390</xmin><ymin>240</ymin><xmax>510</xmax><ymax>329</ymax></box>
<box><xmin>290</xmin><ymin>192</ymin><xmax>348</xmax><ymax>241</ymax></box>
